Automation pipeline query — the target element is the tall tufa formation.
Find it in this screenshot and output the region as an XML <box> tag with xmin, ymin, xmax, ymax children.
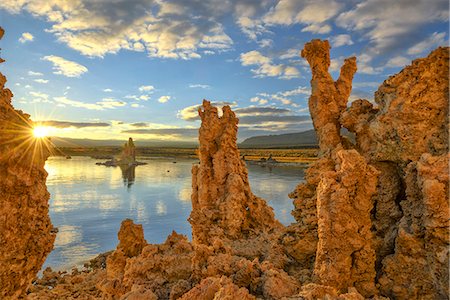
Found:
<box><xmin>291</xmin><ymin>40</ymin><xmax>449</xmax><ymax>298</ymax></box>
<box><xmin>0</xmin><ymin>27</ymin><xmax>56</xmax><ymax>298</ymax></box>
<box><xmin>189</xmin><ymin>100</ymin><xmax>281</xmax><ymax>246</ymax></box>
<box><xmin>120</xmin><ymin>137</ymin><xmax>136</xmax><ymax>164</ymax></box>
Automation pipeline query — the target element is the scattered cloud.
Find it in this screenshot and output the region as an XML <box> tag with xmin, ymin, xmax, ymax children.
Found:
<box><xmin>336</xmin><ymin>0</ymin><xmax>448</xmax><ymax>54</ymax></box>
<box><xmin>189</xmin><ymin>84</ymin><xmax>210</xmax><ymax>89</ymax></box>
<box><xmin>54</xmin><ymin>96</ymin><xmax>125</xmax><ymax>110</ymax></box>
<box><xmin>330</xmin><ymin>34</ymin><xmax>354</xmax><ymax>47</ymax></box>
<box><xmin>178</xmin><ymin>101</ymin><xmax>237</xmax><ymax>121</ymax></box>
<box><xmin>158</xmin><ymin>95</ymin><xmax>170</xmax><ymax>103</ymax></box>
<box><xmin>42</xmin><ymin>55</ymin><xmax>88</xmax><ymax>77</ymax></box>
<box><xmin>3</xmin><ymin>0</ymin><xmax>234</xmax><ymax>59</ymax></box>
<box><xmin>385</xmin><ymin>56</ymin><xmax>410</xmax><ymax>68</ymax></box>
<box><xmin>19</xmin><ymin>32</ymin><xmax>34</xmax><ymax>43</ymax></box>
<box><xmin>407</xmin><ymin>32</ymin><xmax>447</xmax><ymax>55</ymax></box>
<box><xmin>103</xmin><ymin>88</ymin><xmax>113</xmax><ymax>92</ymax></box>
<box><xmin>29</xmin><ymin>91</ymin><xmax>50</xmax><ymax>103</ymax></box>
<box><xmin>131</xmin><ymin>122</ymin><xmax>148</xmax><ymax>128</ymax></box>
<box><xmin>122</xmin><ymin>128</ymin><xmax>198</xmax><ymax>137</ymax></box>
<box><xmin>234</xmin><ymin>106</ymin><xmax>291</xmax><ymax>116</ymax></box>
<box><xmin>131</xmin><ymin>103</ymin><xmax>143</xmax><ymax>108</ymax></box>
<box><xmin>240</xmin><ymin>50</ymin><xmax>299</xmax><ymax>79</ymax></box>
<box><xmin>301</xmin><ymin>23</ymin><xmax>331</xmax><ymax>34</ymax></box>
<box><xmin>36</xmin><ymin>120</ymin><xmax>110</xmax><ymax>128</ymax></box>
<box><xmin>34</xmin><ymin>78</ymin><xmax>49</xmax><ymax>84</ymax></box>
<box><xmin>28</xmin><ymin>71</ymin><xmax>43</xmax><ymax>76</ymax></box>
<box><xmin>139</xmin><ymin>85</ymin><xmax>155</xmax><ymax>92</ymax></box>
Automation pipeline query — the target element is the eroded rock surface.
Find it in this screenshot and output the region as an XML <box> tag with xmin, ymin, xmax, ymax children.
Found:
<box><xmin>0</xmin><ymin>27</ymin><xmax>55</xmax><ymax>298</ymax></box>
<box><xmin>9</xmin><ymin>34</ymin><xmax>449</xmax><ymax>299</ymax></box>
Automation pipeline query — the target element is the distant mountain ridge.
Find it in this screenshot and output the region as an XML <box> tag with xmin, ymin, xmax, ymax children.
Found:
<box><xmin>239</xmin><ymin>129</ymin><xmax>318</xmax><ymax>148</ymax></box>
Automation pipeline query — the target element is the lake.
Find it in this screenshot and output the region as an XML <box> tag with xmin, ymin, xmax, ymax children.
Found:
<box><xmin>43</xmin><ymin>156</ymin><xmax>306</xmax><ymax>270</ymax></box>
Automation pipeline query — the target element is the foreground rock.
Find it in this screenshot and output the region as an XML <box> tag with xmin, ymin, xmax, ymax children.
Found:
<box><xmin>8</xmin><ymin>34</ymin><xmax>449</xmax><ymax>299</ymax></box>
<box><xmin>0</xmin><ymin>27</ymin><xmax>56</xmax><ymax>298</ymax></box>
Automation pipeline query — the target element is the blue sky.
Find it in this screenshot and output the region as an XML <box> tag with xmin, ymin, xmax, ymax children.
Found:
<box><xmin>0</xmin><ymin>0</ymin><xmax>448</xmax><ymax>142</ymax></box>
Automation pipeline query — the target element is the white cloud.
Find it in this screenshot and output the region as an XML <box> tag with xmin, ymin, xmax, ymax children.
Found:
<box><xmin>189</xmin><ymin>84</ymin><xmax>210</xmax><ymax>89</ymax></box>
<box><xmin>385</xmin><ymin>56</ymin><xmax>410</xmax><ymax>68</ymax></box>
<box><xmin>301</xmin><ymin>24</ymin><xmax>331</xmax><ymax>34</ymax></box>
<box><xmin>250</xmin><ymin>96</ymin><xmax>268</xmax><ymax>105</ymax></box>
<box><xmin>30</xmin><ymin>91</ymin><xmax>50</xmax><ymax>103</ymax></box>
<box><xmin>337</xmin><ymin>0</ymin><xmax>448</xmax><ymax>53</ymax></box>
<box><xmin>3</xmin><ymin>0</ymin><xmax>234</xmax><ymax>59</ymax></box>
<box><xmin>28</xmin><ymin>71</ymin><xmax>43</xmax><ymax>76</ymax></box>
<box><xmin>178</xmin><ymin>101</ymin><xmax>237</xmax><ymax>121</ymax></box>
<box><xmin>42</xmin><ymin>55</ymin><xmax>88</xmax><ymax>77</ymax></box>
<box><xmin>103</xmin><ymin>88</ymin><xmax>113</xmax><ymax>92</ymax></box>
<box><xmin>279</xmin><ymin>48</ymin><xmax>300</xmax><ymax>60</ymax></box>
<box><xmin>131</xmin><ymin>103</ymin><xmax>143</xmax><ymax>108</ymax></box>
<box><xmin>240</xmin><ymin>50</ymin><xmax>299</xmax><ymax>79</ymax></box>
<box><xmin>19</xmin><ymin>32</ymin><xmax>34</xmax><ymax>43</ymax></box>
<box><xmin>34</xmin><ymin>79</ymin><xmax>49</xmax><ymax>84</ymax></box>
<box><xmin>330</xmin><ymin>34</ymin><xmax>354</xmax><ymax>47</ymax></box>
<box><xmin>407</xmin><ymin>32</ymin><xmax>447</xmax><ymax>55</ymax></box>
<box><xmin>54</xmin><ymin>96</ymin><xmax>125</xmax><ymax>110</ymax></box>
<box><xmin>139</xmin><ymin>85</ymin><xmax>155</xmax><ymax>92</ymax></box>
<box><xmin>158</xmin><ymin>95</ymin><xmax>170</xmax><ymax>103</ymax></box>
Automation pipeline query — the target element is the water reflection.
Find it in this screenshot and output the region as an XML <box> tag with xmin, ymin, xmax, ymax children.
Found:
<box><xmin>43</xmin><ymin>156</ymin><xmax>305</xmax><ymax>270</ymax></box>
<box><xmin>119</xmin><ymin>165</ymin><xmax>136</xmax><ymax>188</ymax></box>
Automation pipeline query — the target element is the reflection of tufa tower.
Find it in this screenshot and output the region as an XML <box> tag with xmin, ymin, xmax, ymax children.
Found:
<box><xmin>120</xmin><ymin>137</ymin><xmax>136</xmax><ymax>164</ymax></box>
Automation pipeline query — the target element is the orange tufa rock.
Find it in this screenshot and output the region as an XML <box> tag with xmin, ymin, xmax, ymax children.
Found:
<box><xmin>0</xmin><ymin>27</ymin><xmax>56</xmax><ymax>298</ymax></box>
<box><xmin>2</xmin><ymin>25</ymin><xmax>448</xmax><ymax>299</ymax></box>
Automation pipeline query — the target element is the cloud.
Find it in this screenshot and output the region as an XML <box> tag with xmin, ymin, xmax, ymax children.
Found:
<box><xmin>385</xmin><ymin>56</ymin><xmax>410</xmax><ymax>68</ymax></box>
<box><xmin>19</xmin><ymin>32</ymin><xmax>34</xmax><ymax>43</ymax></box>
<box><xmin>131</xmin><ymin>103</ymin><xmax>143</xmax><ymax>108</ymax></box>
<box><xmin>36</xmin><ymin>120</ymin><xmax>110</xmax><ymax>128</ymax></box>
<box><xmin>178</xmin><ymin>101</ymin><xmax>237</xmax><ymax>121</ymax></box>
<box><xmin>28</xmin><ymin>71</ymin><xmax>43</xmax><ymax>76</ymax></box>
<box><xmin>407</xmin><ymin>32</ymin><xmax>447</xmax><ymax>55</ymax></box>
<box><xmin>189</xmin><ymin>84</ymin><xmax>210</xmax><ymax>89</ymax></box>
<box><xmin>29</xmin><ymin>91</ymin><xmax>50</xmax><ymax>103</ymax></box>
<box><xmin>158</xmin><ymin>95</ymin><xmax>170</xmax><ymax>103</ymax></box>
<box><xmin>250</xmin><ymin>96</ymin><xmax>268</xmax><ymax>105</ymax></box>
<box><xmin>240</xmin><ymin>50</ymin><xmax>300</xmax><ymax>79</ymax></box>
<box><xmin>330</xmin><ymin>34</ymin><xmax>354</xmax><ymax>47</ymax></box>
<box><xmin>42</xmin><ymin>55</ymin><xmax>88</xmax><ymax>77</ymax></box>
<box><xmin>122</xmin><ymin>128</ymin><xmax>198</xmax><ymax>138</ymax></box>
<box><xmin>337</xmin><ymin>0</ymin><xmax>448</xmax><ymax>54</ymax></box>
<box><xmin>54</xmin><ymin>96</ymin><xmax>125</xmax><ymax>110</ymax></box>
<box><xmin>301</xmin><ymin>24</ymin><xmax>331</xmax><ymax>34</ymax></box>
<box><xmin>139</xmin><ymin>85</ymin><xmax>155</xmax><ymax>92</ymax></box>
<box><xmin>34</xmin><ymin>78</ymin><xmax>49</xmax><ymax>84</ymax></box>
<box><xmin>130</xmin><ymin>122</ymin><xmax>149</xmax><ymax>128</ymax></box>
<box><xmin>234</xmin><ymin>106</ymin><xmax>291</xmax><ymax>116</ymax></box>
<box><xmin>263</xmin><ymin>0</ymin><xmax>341</xmax><ymax>34</ymax></box>
<box><xmin>100</xmin><ymin>98</ymin><xmax>126</xmax><ymax>108</ymax></box>
<box><xmin>103</xmin><ymin>88</ymin><xmax>113</xmax><ymax>92</ymax></box>
<box><xmin>2</xmin><ymin>0</ymin><xmax>234</xmax><ymax>59</ymax></box>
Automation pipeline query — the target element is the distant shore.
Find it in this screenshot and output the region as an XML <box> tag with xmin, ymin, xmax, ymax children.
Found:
<box><xmin>52</xmin><ymin>147</ymin><xmax>318</xmax><ymax>164</ymax></box>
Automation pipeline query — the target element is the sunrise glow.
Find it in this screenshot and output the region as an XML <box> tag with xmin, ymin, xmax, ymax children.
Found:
<box><xmin>33</xmin><ymin>126</ymin><xmax>51</xmax><ymax>138</ymax></box>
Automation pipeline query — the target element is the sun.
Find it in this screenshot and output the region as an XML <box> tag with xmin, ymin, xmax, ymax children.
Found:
<box><xmin>33</xmin><ymin>126</ymin><xmax>51</xmax><ymax>138</ymax></box>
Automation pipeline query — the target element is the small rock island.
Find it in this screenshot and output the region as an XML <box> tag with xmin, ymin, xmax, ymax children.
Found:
<box><xmin>96</xmin><ymin>138</ymin><xmax>147</xmax><ymax>167</ymax></box>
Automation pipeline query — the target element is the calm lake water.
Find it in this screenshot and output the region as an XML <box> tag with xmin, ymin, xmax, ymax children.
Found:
<box><xmin>43</xmin><ymin>156</ymin><xmax>305</xmax><ymax>270</ymax></box>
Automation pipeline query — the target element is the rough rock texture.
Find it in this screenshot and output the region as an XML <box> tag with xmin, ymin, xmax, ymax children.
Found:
<box><xmin>190</xmin><ymin>100</ymin><xmax>281</xmax><ymax>246</ymax></box>
<box><xmin>120</xmin><ymin>137</ymin><xmax>136</xmax><ymax>164</ymax></box>
<box><xmin>7</xmin><ymin>34</ymin><xmax>449</xmax><ymax>299</ymax></box>
<box><xmin>0</xmin><ymin>27</ymin><xmax>56</xmax><ymax>298</ymax></box>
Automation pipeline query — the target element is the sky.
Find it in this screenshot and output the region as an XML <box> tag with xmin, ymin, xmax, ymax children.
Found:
<box><xmin>0</xmin><ymin>0</ymin><xmax>448</xmax><ymax>143</ymax></box>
